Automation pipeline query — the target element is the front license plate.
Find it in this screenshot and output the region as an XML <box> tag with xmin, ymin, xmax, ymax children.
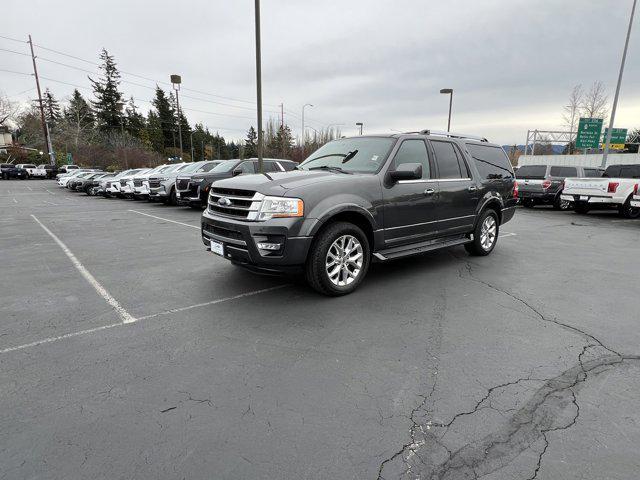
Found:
<box><xmin>210</xmin><ymin>239</ymin><xmax>224</xmax><ymax>256</ymax></box>
<box><xmin>580</xmin><ymin>196</ymin><xmax>589</xmax><ymax>201</ymax></box>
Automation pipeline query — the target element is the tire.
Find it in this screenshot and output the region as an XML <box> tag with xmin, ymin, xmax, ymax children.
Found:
<box><xmin>465</xmin><ymin>209</ymin><xmax>499</xmax><ymax>257</ymax></box>
<box><xmin>553</xmin><ymin>194</ymin><xmax>571</xmax><ymax>211</ymax></box>
<box><xmin>522</xmin><ymin>198</ymin><xmax>535</xmax><ymax>209</ymax></box>
<box><xmin>167</xmin><ymin>187</ymin><xmax>177</xmax><ymax>206</ymax></box>
<box><xmin>619</xmin><ymin>198</ymin><xmax>640</xmax><ymax>219</ymax></box>
<box><xmin>574</xmin><ymin>202</ymin><xmax>590</xmax><ymax>214</ymax></box>
<box><xmin>305</xmin><ymin>222</ymin><xmax>370</xmax><ymax>296</ymax></box>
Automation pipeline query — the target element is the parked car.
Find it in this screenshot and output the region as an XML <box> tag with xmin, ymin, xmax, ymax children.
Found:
<box><xmin>58</xmin><ymin>165</ymin><xmax>79</xmax><ymax>175</ymax></box>
<box><xmin>631</xmin><ymin>184</ymin><xmax>640</xmax><ymax>209</ymax></box>
<box><xmin>200</xmin><ymin>131</ymin><xmax>517</xmax><ymax>295</ymax></box>
<box><xmin>72</xmin><ymin>172</ymin><xmax>110</xmax><ymax>193</ymax></box>
<box><xmin>148</xmin><ymin>162</ymin><xmax>206</xmax><ymax>205</ymax></box>
<box><xmin>186</xmin><ymin>158</ymin><xmax>296</xmax><ymax>208</ymax></box>
<box><xmin>516</xmin><ymin>165</ymin><xmax>603</xmax><ymax>210</ymax></box>
<box><xmin>13</xmin><ymin>164</ymin><xmax>47</xmax><ymax>179</ymax></box>
<box><xmin>175</xmin><ymin>160</ymin><xmax>224</xmax><ymax>207</ymax></box>
<box><xmin>58</xmin><ymin>169</ymin><xmax>100</xmax><ymax>187</ymax></box>
<box><xmin>67</xmin><ymin>171</ymin><xmax>99</xmax><ymax>190</ymax></box>
<box><xmin>562</xmin><ymin>164</ymin><xmax>640</xmax><ymax>218</ymax></box>
<box><xmin>84</xmin><ymin>173</ymin><xmax>116</xmax><ymax>195</ymax></box>
<box><xmin>1</xmin><ymin>163</ymin><xmax>27</xmax><ymax>179</ymax></box>
<box><xmin>37</xmin><ymin>164</ymin><xmax>59</xmax><ymax>179</ymax></box>
<box><xmin>105</xmin><ymin>169</ymin><xmax>145</xmax><ymax>197</ymax></box>
<box><xmin>131</xmin><ymin>165</ymin><xmax>173</xmax><ymax>199</ymax></box>
<box><xmin>120</xmin><ymin>168</ymin><xmax>152</xmax><ymax>198</ymax></box>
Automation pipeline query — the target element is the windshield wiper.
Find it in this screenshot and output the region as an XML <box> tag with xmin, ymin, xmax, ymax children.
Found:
<box><xmin>308</xmin><ymin>165</ymin><xmax>351</xmax><ymax>174</ymax></box>
<box><xmin>341</xmin><ymin>150</ymin><xmax>358</xmax><ymax>164</ymax></box>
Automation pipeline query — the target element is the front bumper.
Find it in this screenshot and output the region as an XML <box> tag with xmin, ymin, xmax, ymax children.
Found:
<box><xmin>631</xmin><ymin>197</ymin><xmax>640</xmax><ymax>208</ymax></box>
<box><xmin>176</xmin><ymin>183</ymin><xmax>203</xmax><ymax>206</ymax></box>
<box><xmin>200</xmin><ymin>210</ymin><xmax>313</xmax><ymax>273</ymax></box>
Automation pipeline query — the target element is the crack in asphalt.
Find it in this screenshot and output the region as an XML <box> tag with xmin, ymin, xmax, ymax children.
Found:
<box><xmin>378</xmin><ymin>255</ymin><xmax>640</xmax><ymax>480</ymax></box>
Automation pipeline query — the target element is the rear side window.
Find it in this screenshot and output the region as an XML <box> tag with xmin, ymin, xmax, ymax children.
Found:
<box><xmin>603</xmin><ymin>166</ymin><xmax>621</xmax><ymax>178</ymax></box>
<box><xmin>619</xmin><ymin>165</ymin><xmax>640</xmax><ymax>178</ymax></box>
<box><xmin>515</xmin><ymin>165</ymin><xmax>547</xmax><ymax>179</ymax></box>
<box><xmin>467</xmin><ymin>144</ymin><xmax>514</xmax><ymax>180</ymax></box>
<box><xmin>431</xmin><ymin>141</ymin><xmax>464</xmax><ymax>179</ymax></box>
<box><xmin>583</xmin><ymin>168</ymin><xmax>602</xmax><ymax>178</ymax></box>
<box><xmin>393</xmin><ymin>140</ymin><xmax>431</xmax><ymax>179</ymax></box>
<box><xmin>280</xmin><ymin>161</ymin><xmax>297</xmax><ymax>171</ymax></box>
<box><xmin>549</xmin><ymin>166</ymin><xmax>577</xmax><ymax>177</ymax></box>
<box><xmin>237</xmin><ymin>161</ymin><xmax>256</xmax><ymax>174</ymax></box>
<box><xmin>262</xmin><ymin>161</ymin><xmax>281</xmax><ymax>173</ymax></box>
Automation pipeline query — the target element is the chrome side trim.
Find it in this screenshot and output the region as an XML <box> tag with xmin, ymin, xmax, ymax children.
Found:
<box><xmin>384</xmin><ymin>214</ymin><xmax>476</xmax><ymax>231</ymax></box>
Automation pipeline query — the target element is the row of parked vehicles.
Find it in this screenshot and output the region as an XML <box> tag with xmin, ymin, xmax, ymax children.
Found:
<box><xmin>515</xmin><ymin>163</ymin><xmax>640</xmax><ymax>219</ymax></box>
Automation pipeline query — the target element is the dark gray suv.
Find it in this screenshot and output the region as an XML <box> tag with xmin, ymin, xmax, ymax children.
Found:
<box><xmin>201</xmin><ymin>131</ymin><xmax>517</xmax><ymax>295</ymax></box>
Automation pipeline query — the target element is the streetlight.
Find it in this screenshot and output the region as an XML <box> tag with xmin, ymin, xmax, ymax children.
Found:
<box><xmin>302</xmin><ymin>103</ymin><xmax>313</xmax><ymax>147</ymax></box>
<box><xmin>602</xmin><ymin>0</ymin><xmax>637</xmax><ymax>167</ymax></box>
<box><xmin>254</xmin><ymin>0</ymin><xmax>264</xmax><ymax>173</ymax></box>
<box><xmin>440</xmin><ymin>88</ymin><xmax>453</xmax><ymax>132</ymax></box>
<box><xmin>355</xmin><ymin>122</ymin><xmax>363</xmax><ymax>135</ymax></box>
<box><xmin>171</xmin><ymin>74</ymin><xmax>183</xmax><ymax>160</ymax></box>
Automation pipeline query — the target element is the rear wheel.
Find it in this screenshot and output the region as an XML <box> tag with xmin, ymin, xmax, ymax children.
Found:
<box><xmin>574</xmin><ymin>202</ymin><xmax>590</xmax><ymax>214</ymax></box>
<box><xmin>619</xmin><ymin>198</ymin><xmax>640</xmax><ymax>219</ymax></box>
<box><xmin>553</xmin><ymin>194</ymin><xmax>571</xmax><ymax>211</ymax></box>
<box><xmin>305</xmin><ymin>222</ymin><xmax>370</xmax><ymax>296</ymax></box>
<box><xmin>465</xmin><ymin>209</ymin><xmax>499</xmax><ymax>256</ymax></box>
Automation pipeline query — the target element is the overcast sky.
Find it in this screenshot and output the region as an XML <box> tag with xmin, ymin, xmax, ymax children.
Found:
<box><xmin>2</xmin><ymin>0</ymin><xmax>639</xmax><ymax>144</ymax></box>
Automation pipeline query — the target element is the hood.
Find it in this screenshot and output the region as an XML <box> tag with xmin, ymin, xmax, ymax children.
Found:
<box><xmin>211</xmin><ymin>170</ymin><xmax>367</xmax><ymax>196</ymax></box>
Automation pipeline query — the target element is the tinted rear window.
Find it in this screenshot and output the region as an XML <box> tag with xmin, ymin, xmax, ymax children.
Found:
<box><xmin>549</xmin><ymin>166</ymin><xmax>577</xmax><ymax>177</ymax></box>
<box><xmin>515</xmin><ymin>165</ymin><xmax>547</xmax><ymax>179</ymax></box>
<box><xmin>467</xmin><ymin>144</ymin><xmax>514</xmax><ymax>180</ymax></box>
<box><xmin>619</xmin><ymin>165</ymin><xmax>640</xmax><ymax>178</ymax></box>
<box><xmin>583</xmin><ymin>168</ymin><xmax>602</xmax><ymax>178</ymax></box>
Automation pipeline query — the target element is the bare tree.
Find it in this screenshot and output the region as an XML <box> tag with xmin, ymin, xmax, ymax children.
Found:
<box><xmin>580</xmin><ymin>81</ymin><xmax>609</xmax><ymax>121</ymax></box>
<box><xmin>0</xmin><ymin>92</ymin><xmax>21</xmax><ymax>128</ymax></box>
<box><xmin>562</xmin><ymin>85</ymin><xmax>583</xmax><ymax>154</ymax></box>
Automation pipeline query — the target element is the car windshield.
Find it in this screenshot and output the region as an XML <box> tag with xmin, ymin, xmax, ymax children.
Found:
<box><xmin>197</xmin><ymin>161</ymin><xmax>222</xmax><ymax>173</ymax></box>
<box><xmin>209</xmin><ymin>160</ymin><xmax>239</xmax><ymax>173</ymax></box>
<box><xmin>299</xmin><ymin>137</ymin><xmax>396</xmax><ymax>173</ymax></box>
<box><xmin>177</xmin><ymin>162</ymin><xmax>204</xmax><ymax>174</ymax></box>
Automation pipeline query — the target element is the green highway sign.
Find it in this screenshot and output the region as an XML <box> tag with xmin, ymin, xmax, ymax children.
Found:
<box><xmin>575</xmin><ymin>118</ymin><xmax>603</xmax><ymax>149</ymax></box>
<box><xmin>601</xmin><ymin>127</ymin><xmax>628</xmax><ymax>150</ymax></box>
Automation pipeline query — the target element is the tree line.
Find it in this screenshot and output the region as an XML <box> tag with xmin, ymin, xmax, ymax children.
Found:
<box><xmin>2</xmin><ymin>49</ymin><xmax>340</xmax><ymax>168</ymax></box>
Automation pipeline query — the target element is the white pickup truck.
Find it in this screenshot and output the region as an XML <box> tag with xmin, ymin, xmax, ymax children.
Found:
<box><xmin>561</xmin><ymin>164</ymin><xmax>640</xmax><ymax>218</ymax></box>
<box><xmin>15</xmin><ymin>164</ymin><xmax>47</xmax><ymax>179</ymax></box>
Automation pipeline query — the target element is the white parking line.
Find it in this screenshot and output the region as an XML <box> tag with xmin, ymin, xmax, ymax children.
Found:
<box><xmin>500</xmin><ymin>232</ymin><xmax>517</xmax><ymax>238</ymax></box>
<box><xmin>138</xmin><ymin>285</ymin><xmax>288</xmax><ymax>320</ymax></box>
<box><xmin>30</xmin><ymin>214</ymin><xmax>136</xmax><ymax>324</ymax></box>
<box><xmin>27</xmin><ymin>186</ymin><xmax>33</xmax><ymax>191</ymax></box>
<box><xmin>12</xmin><ymin>198</ymin><xmax>17</xmax><ymax>204</ymax></box>
<box><xmin>128</xmin><ymin>209</ymin><xmax>199</xmax><ymax>229</ymax></box>
<box><xmin>43</xmin><ymin>200</ymin><xmax>59</xmax><ymax>206</ymax></box>
<box><xmin>0</xmin><ymin>285</ymin><xmax>287</xmax><ymax>355</ymax></box>
<box><xmin>45</xmin><ymin>189</ymin><xmax>56</xmax><ymax>195</ymax></box>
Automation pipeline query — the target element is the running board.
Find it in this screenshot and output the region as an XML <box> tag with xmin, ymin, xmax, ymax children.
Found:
<box><xmin>373</xmin><ymin>236</ymin><xmax>471</xmax><ymax>261</ymax></box>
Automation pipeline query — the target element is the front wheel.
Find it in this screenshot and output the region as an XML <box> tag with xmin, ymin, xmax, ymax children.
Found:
<box><xmin>465</xmin><ymin>209</ymin><xmax>499</xmax><ymax>256</ymax></box>
<box><xmin>305</xmin><ymin>222</ymin><xmax>370</xmax><ymax>296</ymax></box>
<box><xmin>553</xmin><ymin>195</ymin><xmax>571</xmax><ymax>211</ymax></box>
<box><xmin>619</xmin><ymin>199</ymin><xmax>640</xmax><ymax>219</ymax></box>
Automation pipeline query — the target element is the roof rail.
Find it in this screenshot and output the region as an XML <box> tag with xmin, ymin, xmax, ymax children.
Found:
<box><xmin>404</xmin><ymin>129</ymin><xmax>489</xmax><ymax>143</ymax></box>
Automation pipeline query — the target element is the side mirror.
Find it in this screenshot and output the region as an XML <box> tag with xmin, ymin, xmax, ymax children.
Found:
<box><xmin>390</xmin><ymin>163</ymin><xmax>422</xmax><ymax>181</ymax></box>
<box><xmin>232</xmin><ymin>168</ymin><xmax>243</xmax><ymax>176</ymax></box>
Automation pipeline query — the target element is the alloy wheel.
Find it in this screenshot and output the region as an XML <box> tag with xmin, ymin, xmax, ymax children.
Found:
<box><xmin>325</xmin><ymin>235</ymin><xmax>364</xmax><ymax>287</ymax></box>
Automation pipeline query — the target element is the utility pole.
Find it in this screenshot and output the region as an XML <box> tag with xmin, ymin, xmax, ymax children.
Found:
<box><xmin>28</xmin><ymin>35</ymin><xmax>54</xmax><ymax>165</ymax></box>
<box><xmin>254</xmin><ymin>0</ymin><xmax>264</xmax><ymax>173</ymax></box>
<box><xmin>280</xmin><ymin>103</ymin><xmax>284</xmax><ymax>129</ymax></box>
<box><xmin>356</xmin><ymin>122</ymin><xmax>363</xmax><ymax>135</ymax></box>
<box><xmin>190</xmin><ymin>131</ymin><xmax>195</xmax><ymax>161</ymax></box>
<box><xmin>602</xmin><ymin>0</ymin><xmax>637</xmax><ymax>168</ymax></box>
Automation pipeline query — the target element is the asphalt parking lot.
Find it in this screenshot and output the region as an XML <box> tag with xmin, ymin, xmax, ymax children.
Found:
<box><xmin>2</xmin><ymin>180</ymin><xmax>639</xmax><ymax>480</ymax></box>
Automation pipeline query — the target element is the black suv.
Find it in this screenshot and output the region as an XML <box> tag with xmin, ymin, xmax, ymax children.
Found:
<box><xmin>516</xmin><ymin>164</ymin><xmax>603</xmax><ymax>210</ymax></box>
<box><xmin>200</xmin><ymin>131</ymin><xmax>517</xmax><ymax>295</ymax></box>
<box><xmin>185</xmin><ymin>158</ymin><xmax>297</xmax><ymax>208</ymax></box>
<box><xmin>1</xmin><ymin>164</ymin><xmax>27</xmax><ymax>180</ymax></box>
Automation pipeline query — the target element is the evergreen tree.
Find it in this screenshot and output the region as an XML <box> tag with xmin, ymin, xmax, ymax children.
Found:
<box><xmin>245</xmin><ymin>126</ymin><xmax>258</xmax><ymax>158</ymax></box>
<box><xmin>145</xmin><ymin>110</ymin><xmax>165</xmax><ymax>153</ymax></box>
<box><xmin>275</xmin><ymin>124</ymin><xmax>294</xmax><ymax>158</ymax></box>
<box><xmin>152</xmin><ymin>87</ymin><xmax>176</xmax><ymax>151</ymax></box>
<box><xmin>43</xmin><ymin>88</ymin><xmax>61</xmax><ymax>127</ymax></box>
<box><xmin>125</xmin><ymin>96</ymin><xmax>146</xmax><ymax>139</ymax></box>
<box><xmin>64</xmin><ymin>89</ymin><xmax>94</xmax><ymax>128</ymax></box>
<box><xmin>89</xmin><ymin>49</ymin><xmax>124</xmax><ymax>132</ymax></box>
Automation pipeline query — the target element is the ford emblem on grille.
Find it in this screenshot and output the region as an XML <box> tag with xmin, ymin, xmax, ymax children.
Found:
<box><xmin>218</xmin><ymin>197</ymin><xmax>232</xmax><ymax>206</ymax></box>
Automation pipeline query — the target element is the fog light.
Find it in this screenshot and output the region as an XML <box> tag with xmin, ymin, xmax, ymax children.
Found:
<box><xmin>257</xmin><ymin>242</ymin><xmax>281</xmax><ymax>251</ymax></box>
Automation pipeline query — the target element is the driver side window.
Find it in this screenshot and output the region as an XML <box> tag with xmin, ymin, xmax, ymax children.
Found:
<box><xmin>236</xmin><ymin>161</ymin><xmax>256</xmax><ymax>174</ymax></box>
<box><xmin>392</xmin><ymin>140</ymin><xmax>431</xmax><ymax>179</ymax></box>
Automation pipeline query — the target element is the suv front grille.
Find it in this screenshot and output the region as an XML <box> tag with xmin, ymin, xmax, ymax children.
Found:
<box><xmin>176</xmin><ymin>178</ymin><xmax>190</xmax><ymax>191</ymax></box>
<box><xmin>119</xmin><ymin>179</ymin><xmax>127</xmax><ymax>186</ymax></box>
<box><xmin>148</xmin><ymin>178</ymin><xmax>161</xmax><ymax>188</ymax></box>
<box><xmin>133</xmin><ymin>179</ymin><xmax>143</xmax><ymax>187</ymax></box>
<box><xmin>202</xmin><ymin>223</ymin><xmax>244</xmax><ymax>242</ymax></box>
<box><xmin>208</xmin><ymin>188</ymin><xmax>262</xmax><ymax>220</ymax></box>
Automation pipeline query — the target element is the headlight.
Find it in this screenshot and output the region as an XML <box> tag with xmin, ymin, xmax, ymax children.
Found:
<box><xmin>258</xmin><ymin>196</ymin><xmax>304</xmax><ymax>220</ymax></box>
<box><xmin>157</xmin><ymin>177</ymin><xmax>169</xmax><ymax>182</ymax></box>
<box><xmin>192</xmin><ymin>178</ymin><xmax>204</xmax><ymax>183</ymax></box>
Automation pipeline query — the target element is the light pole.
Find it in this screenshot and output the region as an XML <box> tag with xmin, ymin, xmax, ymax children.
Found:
<box><xmin>602</xmin><ymin>0</ymin><xmax>637</xmax><ymax>167</ymax></box>
<box><xmin>440</xmin><ymin>88</ymin><xmax>453</xmax><ymax>132</ymax></box>
<box><xmin>356</xmin><ymin>122</ymin><xmax>363</xmax><ymax>135</ymax></box>
<box><xmin>254</xmin><ymin>0</ymin><xmax>264</xmax><ymax>173</ymax></box>
<box><xmin>171</xmin><ymin>74</ymin><xmax>183</xmax><ymax>160</ymax></box>
<box><xmin>116</xmin><ymin>101</ymin><xmax>128</xmax><ymax>168</ymax></box>
<box><xmin>190</xmin><ymin>130</ymin><xmax>195</xmax><ymax>162</ymax></box>
<box><xmin>302</xmin><ymin>103</ymin><xmax>313</xmax><ymax>148</ymax></box>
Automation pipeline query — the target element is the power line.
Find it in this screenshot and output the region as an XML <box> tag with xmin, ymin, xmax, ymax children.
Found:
<box><xmin>0</xmin><ymin>34</ymin><xmax>26</xmax><ymax>43</ymax></box>
<box><xmin>0</xmin><ymin>68</ymin><xmax>31</xmax><ymax>76</ymax></box>
<box><xmin>0</xmin><ymin>47</ymin><xmax>31</xmax><ymax>57</ymax></box>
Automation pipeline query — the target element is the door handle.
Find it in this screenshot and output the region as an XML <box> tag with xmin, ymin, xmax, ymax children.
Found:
<box><xmin>468</xmin><ymin>186</ymin><xmax>478</xmax><ymax>192</ymax></box>
<box><xmin>424</xmin><ymin>188</ymin><xmax>435</xmax><ymax>195</ymax></box>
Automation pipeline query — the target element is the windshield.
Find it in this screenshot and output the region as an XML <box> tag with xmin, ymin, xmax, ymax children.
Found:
<box><xmin>177</xmin><ymin>162</ymin><xmax>204</xmax><ymax>174</ymax></box>
<box><xmin>515</xmin><ymin>165</ymin><xmax>547</xmax><ymax>179</ymax></box>
<box><xmin>299</xmin><ymin>137</ymin><xmax>396</xmax><ymax>173</ymax></box>
<box><xmin>197</xmin><ymin>161</ymin><xmax>221</xmax><ymax>173</ymax></box>
<box><xmin>209</xmin><ymin>160</ymin><xmax>238</xmax><ymax>173</ymax></box>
